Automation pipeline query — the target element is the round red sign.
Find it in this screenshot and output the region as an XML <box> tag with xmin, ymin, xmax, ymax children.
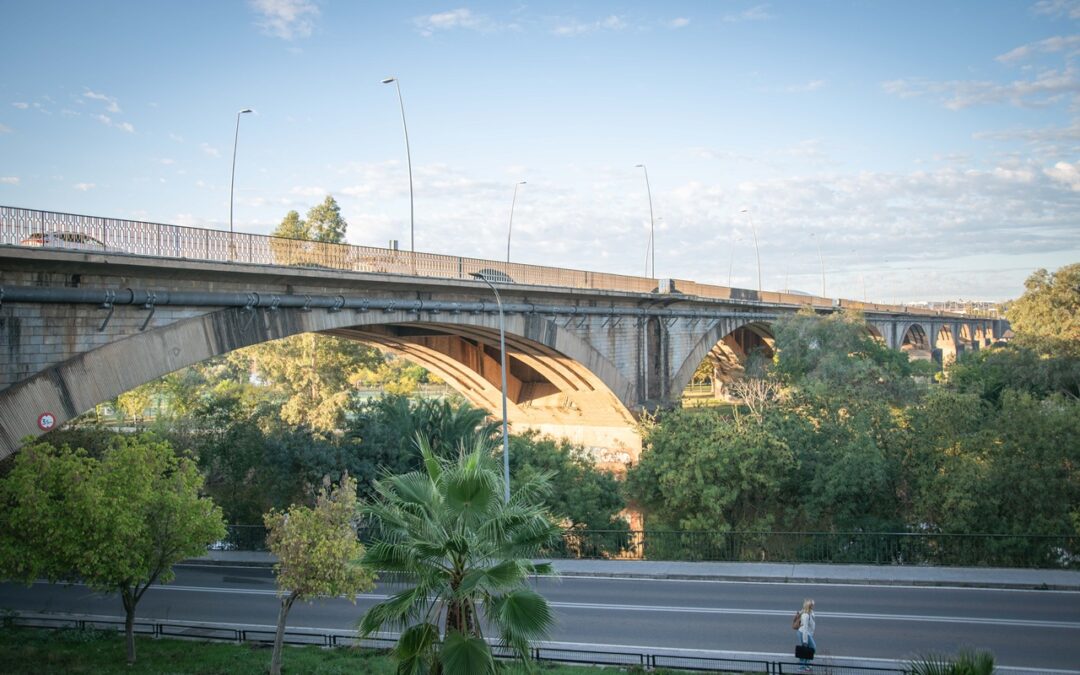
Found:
<box><xmin>37</xmin><ymin>412</ymin><xmax>56</xmax><ymax>431</ymax></box>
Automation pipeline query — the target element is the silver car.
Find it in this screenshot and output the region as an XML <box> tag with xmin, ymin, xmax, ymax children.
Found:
<box><xmin>19</xmin><ymin>231</ymin><xmax>108</xmax><ymax>251</ymax></box>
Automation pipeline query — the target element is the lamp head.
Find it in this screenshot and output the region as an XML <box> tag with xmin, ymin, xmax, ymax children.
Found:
<box><xmin>635</xmin><ymin>164</ymin><xmax>645</xmax><ymax>168</ymax></box>
<box><xmin>518</xmin><ymin>180</ymin><xmax>527</xmax><ymax>185</ymax></box>
<box><xmin>469</xmin><ymin>272</ymin><xmax>486</xmax><ymax>280</ymax></box>
<box><xmin>381</xmin><ymin>77</ymin><xmax>396</xmax><ymax>84</ymax></box>
<box><xmin>740</xmin><ymin>208</ymin><xmax>749</xmax><ymax>213</ymax></box>
<box><xmin>238</xmin><ymin>108</ymin><xmax>253</xmax><ymax>114</ymax></box>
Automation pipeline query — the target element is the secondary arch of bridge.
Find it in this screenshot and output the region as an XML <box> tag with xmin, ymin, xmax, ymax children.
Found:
<box><xmin>0</xmin><ymin>305</ymin><xmax>642</xmax><ymax>463</ymax></box>
<box><xmin>670</xmin><ymin>318</ymin><xmax>778</xmax><ymax>400</ymax></box>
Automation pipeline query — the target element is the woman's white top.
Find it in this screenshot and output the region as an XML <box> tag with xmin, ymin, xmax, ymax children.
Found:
<box><xmin>799</xmin><ymin>611</ymin><xmax>816</xmax><ymax>641</ymax></box>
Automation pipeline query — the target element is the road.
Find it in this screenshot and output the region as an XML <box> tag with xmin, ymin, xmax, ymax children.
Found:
<box><xmin>1</xmin><ymin>564</ymin><xmax>1077</xmax><ymax>671</ymax></box>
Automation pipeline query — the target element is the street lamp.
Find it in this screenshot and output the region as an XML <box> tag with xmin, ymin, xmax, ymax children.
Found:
<box><xmin>635</xmin><ymin>164</ymin><xmax>655</xmax><ymax>278</ymax></box>
<box><xmin>229</xmin><ymin>108</ymin><xmax>253</xmax><ymax>260</ymax></box>
<box><xmin>470</xmin><ymin>271</ymin><xmax>511</xmax><ymax>504</ymax></box>
<box><xmin>810</xmin><ymin>232</ymin><xmax>826</xmax><ymax>297</ymax></box>
<box><xmin>506</xmin><ymin>181</ymin><xmax>526</xmax><ymax>264</ymax></box>
<box><xmin>739</xmin><ymin>208</ymin><xmax>762</xmax><ymax>293</ymax></box>
<box><xmin>382</xmin><ymin>77</ymin><xmax>414</xmax><ymax>254</ymax></box>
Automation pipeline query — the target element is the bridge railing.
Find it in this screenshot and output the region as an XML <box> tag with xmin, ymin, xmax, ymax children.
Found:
<box><xmin>1</xmin><ymin>204</ymin><xmax>956</xmax><ymax>318</ymax></box>
<box><xmin>220</xmin><ymin>525</ymin><xmax>1077</xmax><ymax>568</ymax></box>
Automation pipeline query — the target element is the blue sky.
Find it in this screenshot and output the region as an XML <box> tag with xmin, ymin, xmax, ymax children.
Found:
<box><xmin>2</xmin><ymin>1</ymin><xmax>1079</xmax><ymax>302</ymax></box>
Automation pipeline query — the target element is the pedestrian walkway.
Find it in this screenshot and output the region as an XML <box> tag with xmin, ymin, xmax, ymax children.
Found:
<box><xmin>192</xmin><ymin>551</ymin><xmax>1080</xmax><ymax>590</ymax></box>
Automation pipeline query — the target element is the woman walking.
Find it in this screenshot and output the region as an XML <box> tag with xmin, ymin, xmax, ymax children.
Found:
<box><xmin>797</xmin><ymin>598</ymin><xmax>816</xmax><ymax>672</ymax></box>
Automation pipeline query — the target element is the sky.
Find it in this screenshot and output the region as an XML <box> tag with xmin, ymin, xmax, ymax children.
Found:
<box><xmin>2</xmin><ymin>1</ymin><xmax>1079</xmax><ymax>303</ymax></box>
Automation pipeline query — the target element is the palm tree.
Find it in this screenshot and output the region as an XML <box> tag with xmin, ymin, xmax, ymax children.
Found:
<box><xmin>358</xmin><ymin>433</ymin><xmax>561</xmax><ymax>674</ymax></box>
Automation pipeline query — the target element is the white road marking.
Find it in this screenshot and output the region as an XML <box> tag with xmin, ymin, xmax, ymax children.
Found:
<box><xmin>27</xmin><ymin>581</ymin><xmax>1079</xmax><ymax>630</ymax></box>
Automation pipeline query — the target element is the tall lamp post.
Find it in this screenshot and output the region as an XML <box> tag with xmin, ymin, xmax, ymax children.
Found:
<box><xmin>635</xmin><ymin>164</ymin><xmax>655</xmax><ymax>278</ymax></box>
<box><xmin>506</xmin><ymin>180</ymin><xmax>526</xmax><ymax>264</ymax></box>
<box><xmin>739</xmin><ymin>208</ymin><xmax>762</xmax><ymax>292</ymax></box>
<box><xmin>229</xmin><ymin>108</ymin><xmax>253</xmax><ymax>260</ymax></box>
<box><xmin>381</xmin><ymin>77</ymin><xmax>415</xmax><ymax>255</ymax></box>
<box><xmin>470</xmin><ymin>271</ymin><xmax>511</xmax><ymax>504</ymax></box>
<box><xmin>810</xmin><ymin>232</ymin><xmax>826</xmax><ymax>297</ymax></box>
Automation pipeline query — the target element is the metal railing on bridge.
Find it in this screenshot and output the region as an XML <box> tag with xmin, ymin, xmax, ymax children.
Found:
<box><xmin>220</xmin><ymin>525</ymin><xmax>1077</xmax><ymax>569</ymax></box>
<box><xmin>1</xmin><ymin>205</ymin><xmax>952</xmax><ymax>318</ymax></box>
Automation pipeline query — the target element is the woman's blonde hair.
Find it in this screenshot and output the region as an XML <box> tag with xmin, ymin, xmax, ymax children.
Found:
<box><xmin>802</xmin><ymin>598</ymin><xmax>815</xmax><ymax>612</ymax></box>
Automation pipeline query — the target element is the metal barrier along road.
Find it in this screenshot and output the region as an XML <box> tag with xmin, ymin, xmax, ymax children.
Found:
<box><xmin>556</xmin><ymin>530</ymin><xmax>1079</xmax><ymax>569</ymax></box>
<box><xmin>0</xmin><ymin>204</ymin><xmax>949</xmax><ymax>317</ymax></box>
<box><xmin>5</xmin><ymin>613</ymin><xmax>909</xmax><ymax>675</ymax></box>
<box><xmin>220</xmin><ymin>525</ymin><xmax>1078</xmax><ymax>569</ymax></box>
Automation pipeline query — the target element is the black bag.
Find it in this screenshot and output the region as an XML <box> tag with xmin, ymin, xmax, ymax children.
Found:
<box><xmin>795</xmin><ymin>644</ymin><xmax>816</xmax><ymax>660</ymax></box>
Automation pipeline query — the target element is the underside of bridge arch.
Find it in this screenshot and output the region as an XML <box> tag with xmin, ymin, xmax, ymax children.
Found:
<box><xmin>324</xmin><ymin>322</ymin><xmax>641</xmax><ymax>465</ymax></box>
<box><xmin>0</xmin><ymin>306</ymin><xmax>642</xmax><ymax>465</ymax></box>
<box><xmin>865</xmin><ymin>324</ymin><xmax>886</xmax><ymax>344</ymax></box>
<box><xmin>935</xmin><ymin>325</ymin><xmax>958</xmax><ymax>366</ymax></box>
<box><xmin>674</xmin><ymin>321</ymin><xmax>775</xmax><ymax>402</ymax></box>
<box><xmin>900</xmin><ymin>323</ymin><xmax>932</xmax><ymax>361</ymax></box>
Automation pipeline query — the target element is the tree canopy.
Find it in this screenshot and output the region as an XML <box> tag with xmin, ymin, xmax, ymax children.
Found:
<box><xmin>0</xmin><ymin>435</ymin><xmax>225</xmax><ymax>664</ymax></box>
<box><xmin>358</xmin><ymin>434</ymin><xmax>560</xmax><ymax>674</ymax></box>
<box><xmin>1007</xmin><ymin>263</ymin><xmax>1080</xmax><ymax>355</ymax></box>
<box><xmin>264</xmin><ymin>474</ymin><xmax>375</xmax><ymax>675</ymax></box>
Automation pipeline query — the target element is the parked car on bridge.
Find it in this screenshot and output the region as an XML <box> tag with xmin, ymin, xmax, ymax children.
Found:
<box><xmin>20</xmin><ymin>231</ymin><xmax>109</xmax><ymax>251</ymax></box>
<box><xmin>474</xmin><ymin>268</ymin><xmax>515</xmax><ymax>283</ymax></box>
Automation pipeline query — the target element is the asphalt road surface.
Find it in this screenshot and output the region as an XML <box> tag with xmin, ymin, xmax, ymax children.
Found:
<box><xmin>1</xmin><ymin>564</ymin><xmax>1077</xmax><ymax>671</ymax></box>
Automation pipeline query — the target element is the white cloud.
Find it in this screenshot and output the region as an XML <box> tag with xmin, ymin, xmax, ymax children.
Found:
<box><xmin>0</xmin><ymin>177</ymin><xmax>19</xmax><ymax>185</ymax></box>
<box><xmin>668</xmin><ymin>17</ymin><xmax>690</xmax><ymax>29</ymax></box>
<box><xmin>159</xmin><ymin>158</ymin><xmax>175</xmax><ymax>165</ymax></box>
<box><xmin>290</xmin><ymin>185</ymin><xmax>328</xmax><ymax>197</ymax></box>
<box><xmin>83</xmin><ymin>89</ymin><xmax>121</xmax><ymax>113</ymax></box>
<box><xmin>12</xmin><ymin>102</ymin><xmax>29</xmax><ymax>109</ymax></box>
<box><xmin>997</xmin><ymin>35</ymin><xmax>1080</xmax><ymax>63</ymax></box>
<box><xmin>169</xmin><ymin>133</ymin><xmax>185</xmax><ymax>143</ymax></box>
<box><xmin>553</xmin><ymin>14</ymin><xmax>628</xmax><ymax>36</ymax></box>
<box><xmin>883</xmin><ymin>67</ymin><xmax>1080</xmax><ymax>109</ymax></box>
<box><xmin>413</xmin><ymin>8</ymin><xmax>497</xmax><ymax>36</ymax></box>
<box><xmin>200</xmin><ymin>143</ymin><xmax>220</xmax><ymax>157</ymax></box>
<box><xmin>73</xmin><ymin>182</ymin><xmax>95</xmax><ymax>191</ymax></box>
<box><xmin>1033</xmin><ymin>0</ymin><xmax>1080</xmax><ymax>19</ymax></box>
<box><xmin>0</xmin><ymin>122</ymin><xmax>10</xmax><ymax>133</ymax></box>
<box><xmin>249</xmin><ymin>0</ymin><xmax>319</xmax><ymax>40</ymax></box>
<box><xmin>722</xmin><ymin>4</ymin><xmax>773</xmax><ymax>22</ymax></box>
<box><xmin>94</xmin><ymin>114</ymin><xmax>135</xmax><ymax>132</ymax></box>
<box><xmin>1045</xmin><ymin>160</ymin><xmax>1080</xmax><ymax>190</ymax></box>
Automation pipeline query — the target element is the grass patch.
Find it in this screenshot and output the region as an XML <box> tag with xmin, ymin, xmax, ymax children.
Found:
<box><xmin>0</xmin><ymin>627</ymin><xmax>674</xmax><ymax>674</ymax></box>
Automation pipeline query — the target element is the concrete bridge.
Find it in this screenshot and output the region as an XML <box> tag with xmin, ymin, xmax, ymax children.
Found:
<box><xmin>0</xmin><ymin>206</ymin><xmax>1007</xmax><ymax>462</ymax></box>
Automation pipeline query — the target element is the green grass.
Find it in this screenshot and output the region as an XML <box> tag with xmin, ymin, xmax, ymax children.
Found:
<box><xmin>0</xmin><ymin>627</ymin><xmax>671</xmax><ymax>674</ymax></box>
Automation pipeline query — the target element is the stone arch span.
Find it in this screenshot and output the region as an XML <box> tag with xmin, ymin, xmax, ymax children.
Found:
<box><xmin>899</xmin><ymin>322</ymin><xmax>932</xmax><ymax>361</ymax></box>
<box><xmin>670</xmin><ymin>318</ymin><xmax>775</xmax><ymax>401</ymax></box>
<box><xmin>0</xmin><ymin>306</ymin><xmax>641</xmax><ymax>463</ymax></box>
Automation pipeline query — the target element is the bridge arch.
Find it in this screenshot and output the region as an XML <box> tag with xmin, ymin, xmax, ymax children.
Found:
<box><xmin>671</xmin><ymin>319</ymin><xmax>775</xmax><ymax>401</ymax></box>
<box><xmin>0</xmin><ymin>306</ymin><xmax>641</xmax><ymax>462</ymax></box>
<box><xmin>899</xmin><ymin>322</ymin><xmax>932</xmax><ymax>360</ymax></box>
<box><xmin>935</xmin><ymin>324</ymin><xmax>958</xmax><ymax>366</ymax></box>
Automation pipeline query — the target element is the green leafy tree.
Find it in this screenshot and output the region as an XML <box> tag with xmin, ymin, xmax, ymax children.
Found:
<box><xmin>0</xmin><ymin>436</ymin><xmax>225</xmax><ymax>664</ymax></box>
<box><xmin>358</xmin><ymin>434</ymin><xmax>560</xmax><ymax>674</ymax></box>
<box><xmin>771</xmin><ymin>309</ymin><xmax>919</xmax><ymax>405</ymax></box>
<box><xmin>305</xmin><ymin>195</ymin><xmax>348</xmax><ymax>243</ymax></box>
<box><xmin>902</xmin><ymin>389</ymin><xmax>1080</xmax><ymax>545</ymax></box>
<box><xmin>268</xmin><ymin>197</ymin><xmax>347</xmax><ymax>267</ymax></box>
<box><xmin>627</xmin><ymin>407</ymin><xmax>796</xmax><ymax>535</ymax></box>
<box><xmin>508</xmin><ymin>431</ymin><xmax>627</xmax><ymax>534</ymax></box>
<box><xmin>228</xmin><ymin>333</ymin><xmax>382</xmax><ymax>432</ymax></box>
<box><xmin>946</xmin><ymin>344</ymin><xmax>1080</xmax><ymax>403</ymax></box>
<box><xmin>273</xmin><ymin>209</ymin><xmax>308</xmax><ymax>240</ymax></box>
<box><xmin>1007</xmin><ymin>263</ymin><xmax>1080</xmax><ymax>355</ymax></box>
<box><xmin>264</xmin><ymin>474</ymin><xmax>375</xmax><ymax>675</ymax></box>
